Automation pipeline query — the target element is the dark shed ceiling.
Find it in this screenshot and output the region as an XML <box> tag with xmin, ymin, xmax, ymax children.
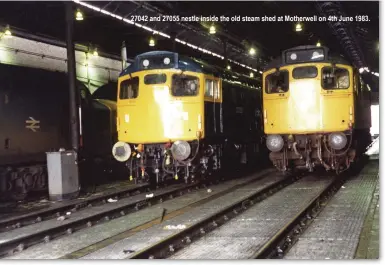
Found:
<box><xmin>0</xmin><ymin>1</ymin><xmax>379</xmax><ymax>89</ymax></box>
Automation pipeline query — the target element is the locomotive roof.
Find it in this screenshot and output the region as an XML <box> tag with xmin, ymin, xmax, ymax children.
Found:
<box><xmin>120</xmin><ymin>51</ymin><xmax>212</xmax><ymax>76</ymax></box>
<box><xmin>119</xmin><ymin>51</ymin><xmax>260</xmax><ymax>88</ymax></box>
<box><xmin>263</xmin><ymin>45</ymin><xmax>352</xmax><ymax>71</ymax></box>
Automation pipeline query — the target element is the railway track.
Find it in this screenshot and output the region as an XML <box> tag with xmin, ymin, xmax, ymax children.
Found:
<box><xmin>0</xmin><ymin>168</ymin><xmax>274</xmax><ymax>258</ymax></box>
<box><xmin>127</xmin><ymin>170</ymin><xmax>361</xmax><ymax>260</ymax></box>
<box><xmin>128</xmin><ymin>173</ymin><xmax>307</xmax><ymax>259</ymax></box>
<box><xmin>0</xmin><ymin>183</ymin><xmax>150</xmax><ymax>233</ymax></box>
<box><xmin>1</xmin><ymin>161</ymin><xmax>375</xmax><ymax>259</ymax></box>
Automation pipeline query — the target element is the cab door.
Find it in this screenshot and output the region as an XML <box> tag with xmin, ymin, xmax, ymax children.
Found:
<box><xmin>320</xmin><ymin>65</ymin><xmax>354</xmax><ymax>131</ymax></box>
<box><xmin>262</xmin><ymin>69</ymin><xmax>290</xmax><ymax>134</ymax></box>
<box><xmin>117</xmin><ymin>75</ymin><xmax>141</xmax><ymax>143</ymax></box>
<box><xmin>204</xmin><ymin>77</ymin><xmax>222</xmax><ymax>138</ymax></box>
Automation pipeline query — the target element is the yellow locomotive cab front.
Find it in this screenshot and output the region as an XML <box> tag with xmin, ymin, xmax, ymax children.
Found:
<box><xmin>117</xmin><ymin>70</ymin><xmax>204</xmax><ymax>144</ymax></box>
<box><xmin>263</xmin><ymin>63</ymin><xmax>354</xmax><ymax>134</ymax></box>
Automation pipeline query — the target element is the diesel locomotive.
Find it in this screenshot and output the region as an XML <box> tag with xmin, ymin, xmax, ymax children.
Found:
<box><xmin>0</xmin><ymin>63</ymin><xmax>120</xmax><ymax>201</ymax></box>
<box><xmin>262</xmin><ymin>45</ymin><xmax>372</xmax><ymax>174</ymax></box>
<box><xmin>112</xmin><ymin>51</ymin><xmax>267</xmax><ymax>184</ymax></box>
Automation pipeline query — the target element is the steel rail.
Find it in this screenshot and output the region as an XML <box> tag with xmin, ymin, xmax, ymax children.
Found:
<box><xmin>60</xmin><ymin>169</ymin><xmax>276</xmax><ymax>259</ymax></box>
<box><xmin>0</xmin><ymin>169</ymin><xmax>272</xmax><ymax>258</ymax></box>
<box><xmin>128</xmin><ymin>173</ymin><xmax>302</xmax><ymax>259</ymax></box>
<box><xmin>251</xmin><ymin>163</ymin><xmax>367</xmax><ymax>259</ymax></box>
<box><xmin>251</xmin><ymin>175</ymin><xmax>343</xmax><ymax>259</ymax></box>
<box><xmin>0</xmin><ymin>183</ymin><xmax>150</xmax><ymax>233</ymax></box>
<box><xmin>0</xmin><ymin>182</ymin><xmax>201</xmax><ymax>258</ymax></box>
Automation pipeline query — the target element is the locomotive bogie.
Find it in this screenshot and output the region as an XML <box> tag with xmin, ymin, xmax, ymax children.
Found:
<box><xmin>266</xmin><ymin>133</ymin><xmax>357</xmax><ymax>174</ymax></box>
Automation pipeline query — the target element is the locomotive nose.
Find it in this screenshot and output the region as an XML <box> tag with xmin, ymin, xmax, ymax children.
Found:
<box><xmin>112</xmin><ymin>141</ymin><xmax>132</xmax><ymax>162</ymax></box>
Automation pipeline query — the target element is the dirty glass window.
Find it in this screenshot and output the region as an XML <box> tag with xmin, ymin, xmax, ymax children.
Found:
<box><xmin>144</xmin><ymin>74</ymin><xmax>167</xmax><ymax>85</ymax></box>
<box><xmin>205</xmin><ymin>79</ymin><xmax>220</xmax><ymax>99</ymax></box>
<box><xmin>119</xmin><ymin>77</ymin><xmax>139</xmax><ymax>99</ymax></box>
<box><xmin>265</xmin><ymin>71</ymin><xmax>289</xmax><ymax>94</ymax></box>
<box><xmin>293</xmin><ymin>66</ymin><xmax>318</xmax><ymax>79</ymax></box>
<box><xmin>171</xmin><ymin>75</ymin><xmax>199</xmax><ymax>96</ymax></box>
<box><xmin>322</xmin><ymin>67</ymin><xmax>350</xmax><ymax>90</ymax></box>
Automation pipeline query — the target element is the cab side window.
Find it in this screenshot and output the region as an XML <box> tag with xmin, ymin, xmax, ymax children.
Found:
<box><xmin>265</xmin><ymin>71</ymin><xmax>289</xmax><ymax>94</ymax></box>
<box><xmin>322</xmin><ymin>67</ymin><xmax>350</xmax><ymax>90</ymax></box>
<box><xmin>360</xmin><ymin>77</ymin><xmax>372</xmax><ymax>101</ymax></box>
<box><xmin>205</xmin><ymin>79</ymin><xmax>220</xmax><ymax>99</ymax></box>
<box><xmin>119</xmin><ymin>77</ymin><xmax>139</xmax><ymax>99</ymax></box>
<box><xmin>171</xmin><ymin>75</ymin><xmax>199</xmax><ymax>96</ymax></box>
<box><xmin>353</xmin><ymin>72</ymin><xmax>359</xmax><ymax>95</ymax></box>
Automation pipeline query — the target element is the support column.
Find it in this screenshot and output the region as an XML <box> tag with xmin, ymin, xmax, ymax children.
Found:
<box><xmin>65</xmin><ymin>1</ymin><xmax>80</xmax><ymax>151</ymax></box>
<box><xmin>121</xmin><ymin>41</ymin><xmax>128</xmax><ymax>70</ymax></box>
<box><xmin>46</xmin><ymin>1</ymin><xmax>80</xmax><ymax>201</ymax></box>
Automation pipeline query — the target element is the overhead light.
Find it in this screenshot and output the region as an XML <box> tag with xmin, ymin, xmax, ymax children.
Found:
<box><xmin>93</xmin><ymin>48</ymin><xmax>98</xmax><ymax>57</ymax></box>
<box><xmin>295</xmin><ymin>23</ymin><xmax>302</xmax><ymax>32</ymax></box>
<box><xmin>249</xmin><ymin>48</ymin><xmax>256</xmax><ymax>56</ymax></box>
<box><xmin>227</xmin><ymin>65</ymin><xmax>231</xmax><ymax>70</ymax></box>
<box><xmin>209</xmin><ymin>25</ymin><xmax>216</xmax><ymax>34</ymax></box>
<box><xmin>149</xmin><ymin>38</ymin><xmax>155</xmax><ymax>47</ymax></box>
<box><xmin>1</xmin><ymin>25</ymin><xmax>12</xmax><ymax>38</ymax></box>
<box><xmin>359</xmin><ymin>68</ymin><xmax>364</xmax><ymax>74</ymax></box>
<box><xmin>316</xmin><ymin>41</ymin><xmax>321</xmax><ymax>47</ymax></box>
<box><xmin>250</xmin><ymin>72</ymin><xmax>254</xmax><ymax>78</ymax></box>
<box><xmin>369</xmin><ymin>71</ymin><xmax>379</xmax><ymax>77</ymax></box>
<box><xmin>76</xmin><ymin>9</ymin><xmax>84</xmax><ymax>21</ymax></box>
